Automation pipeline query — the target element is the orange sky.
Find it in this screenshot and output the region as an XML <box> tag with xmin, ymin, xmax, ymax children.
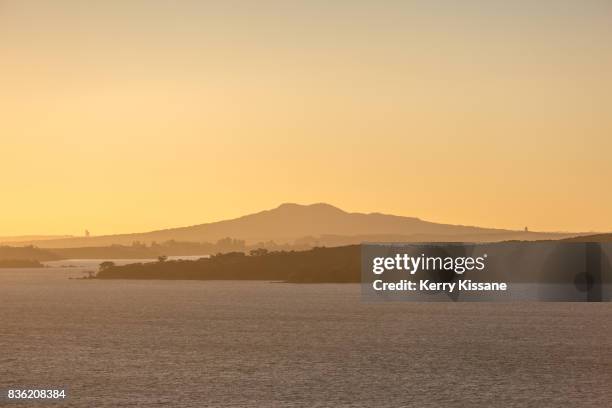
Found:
<box><xmin>1</xmin><ymin>1</ymin><xmax>611</xmax><ymax>235</ymax></box>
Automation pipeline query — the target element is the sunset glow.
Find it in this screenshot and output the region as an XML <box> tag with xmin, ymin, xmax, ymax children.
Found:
<box><xmin>2</xmin><ymin>1</ymin><xmax>611</xmax><ymax>235</ymax></box>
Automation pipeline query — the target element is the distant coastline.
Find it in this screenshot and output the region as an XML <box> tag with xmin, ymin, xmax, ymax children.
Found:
<box><xmin>93</xmin><ymin>240</ymin><xmax>612</xmax><ymax>284</ymax></box>
<box><xmin>1</xmin><ymin>231</ymin><xmax>610</xmax><ymax>265</ymax></box>
<box><xmin>0</xmin><ymin>259</ymin><xmax>44</xmax><ymax>268</ymax></box>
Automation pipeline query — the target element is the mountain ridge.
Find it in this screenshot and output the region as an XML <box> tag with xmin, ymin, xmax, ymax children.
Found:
<box><xmin>6</xmin><ymin>203</ymin><xmax>589</xmax><ymax>248</ymax></box>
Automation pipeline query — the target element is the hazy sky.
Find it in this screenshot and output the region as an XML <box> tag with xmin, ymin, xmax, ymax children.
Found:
<box><xmin>1</xmin><ymin>0</ymin><xmax>611</xmax><ymax>235</ymax></box>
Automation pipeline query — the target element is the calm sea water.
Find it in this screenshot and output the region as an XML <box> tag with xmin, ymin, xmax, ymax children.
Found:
<box><xmin>1</xmin><ymin>262</ymin><xmax>611</xmax><ymax>407</ymax></box>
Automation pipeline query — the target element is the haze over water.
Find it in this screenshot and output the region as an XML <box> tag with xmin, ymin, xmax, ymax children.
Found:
<box><xmin>2</xmin><ymin>265</ymin><xmax>611</xmax><ymax>407</ymax></box>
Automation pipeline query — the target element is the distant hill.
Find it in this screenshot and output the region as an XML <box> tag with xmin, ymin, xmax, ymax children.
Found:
<box><xmin>11</xmin><ymin>203</ymin><xmax>587</xmax><ymax>249</ymax></box>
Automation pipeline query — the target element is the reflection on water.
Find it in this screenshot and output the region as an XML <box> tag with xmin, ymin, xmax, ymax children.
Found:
<box><xmin>1</xmin><ymin>267</ymin><xmax>611</xmax><ymax>407</ymax></box>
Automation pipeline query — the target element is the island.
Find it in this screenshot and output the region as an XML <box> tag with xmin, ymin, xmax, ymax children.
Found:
<box><xmin>96</xmin><ymin>245</ymin><xmax>361</xmax><ymax>283</ymax></box>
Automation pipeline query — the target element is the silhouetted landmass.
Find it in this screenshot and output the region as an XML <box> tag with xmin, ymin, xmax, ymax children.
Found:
<box><xmin>0</xmin><ymin>204</ymin><xmax>597</xmax><ymax>263</ymax></box>
<box><xmin>0</xmin><ymin>246</ymin><xmax>61</xmax><ymax>262</ymax></box>
<box><xmin>0</xmin><ymin>239</ymin><xmax>251</xmax><ymax>261</ymax></box>
<box><xmin>95</xmin><ymin>242</ymin><xmax>612</xmax><ymax>287</ymax></box>
<box><xmin>96</xmin><ymin>246</ymin><xmax>361</xmax><ymax>283</ymax></box>
<box><xmin>0</xmin><ymin>259</ymin><xmax>44</xmax><ymax>268</ymax></box>
<box><xmin>49</xmin><ymin>237</ymin><xmax>298</xmax><ymax>259</ymax></box>
<box><xmin>10</xmin><ymin>203</ymin><xmax>587</xmax><ymax>249</ymax></box>
<box><xmin>563</xmin><ymin>234</ymin><xmax>612</xmax><ymax>242</ymax></box>
<box><xmin>3</xmin><ymin>233</ymin><xmax>604</xmax><ymax>263</ymax></box>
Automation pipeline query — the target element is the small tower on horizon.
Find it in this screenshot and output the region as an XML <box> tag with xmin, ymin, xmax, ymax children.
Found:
<box><xmin>85</xmin><ymin>229</ymin><xmax>90</xmax><ymax>238</ymax></box>
<box><xmin>524</xmin><ymin>226</ymin><xmax>529</xmax><ymax>232</ymax></box>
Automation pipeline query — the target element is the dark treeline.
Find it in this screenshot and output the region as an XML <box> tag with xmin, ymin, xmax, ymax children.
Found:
<box><xmin>96</xmin><ymin>245</ymin><xmax>361</xmax><ymax>283</ymax></box>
